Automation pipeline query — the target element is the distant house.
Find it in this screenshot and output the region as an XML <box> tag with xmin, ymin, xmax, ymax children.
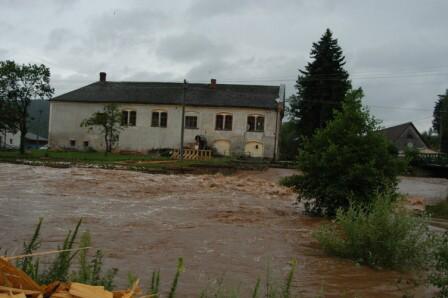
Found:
<box><xmin>379</xmin><ymin>122</ymin><xmax>430</xmax><ymax>153</ymax></box>
<box><xmin>0</xmin><ymin>131</ymin><xmax>47</xmax><ymax>149</ymax></box>
<box><xmin>49</xmin><ymin>73</ymin><xmax>285</xmax><ymax>159</ymax></box>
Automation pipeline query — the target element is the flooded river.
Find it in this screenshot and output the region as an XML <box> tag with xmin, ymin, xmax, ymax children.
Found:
<box><xmin>0</xmin><ymin>164</ymin><xmax>435</xmax><ymax>297</ymax></box>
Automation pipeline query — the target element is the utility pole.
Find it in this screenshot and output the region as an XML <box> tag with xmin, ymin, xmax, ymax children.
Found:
<box><xmin>180</xmin><ymin>79</ymin><xmax>187</xmax><ymax>160</ymax></box>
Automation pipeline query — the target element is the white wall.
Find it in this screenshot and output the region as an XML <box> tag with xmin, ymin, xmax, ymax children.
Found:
<box><xmin>0</xmin><ymin>131</ymin><xmax>20</xmax><ymax>148</ymax></box>
<box><xmin>49</xmin><ymin>101</ymin><xmax>280</xmax><ymax>158</ymax></box>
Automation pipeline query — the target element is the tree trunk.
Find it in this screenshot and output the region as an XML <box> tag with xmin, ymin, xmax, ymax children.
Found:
<box><xmin>104</xmin><ymin>132</ymin><xmax>109</xmax><ymax>156</ymax></box>
<box><xmin>19</xmin><ymin>118</ymin><xmax>26</xmax><ymax>155</ymax></box>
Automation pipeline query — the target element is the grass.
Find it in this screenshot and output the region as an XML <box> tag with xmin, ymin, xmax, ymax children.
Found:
<box><xmin>426</xmin><ymin>201</ymin><xmax>448</xmax><ymax>219</ymax></box>
<box><xmin>0</xmin><ymin>149</ymin><xmax>164</xmax><ymax>162</ymax></box>
<box><xmin>313</xmin><ymin>193</ymin><xmax>433</xmax><ymax>270</ymax></box>
<box><xmin>0</xmin><ymin>149</ymin><xmax>268</xmax><ymax>173</ymax></box>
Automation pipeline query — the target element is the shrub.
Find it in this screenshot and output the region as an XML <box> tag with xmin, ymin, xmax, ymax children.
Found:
<box><xmin>430</xmin><ymin>233</ymin><xmax>448</xmax><ymax>298</ymax></box>
<box><xmin>291</xmin><ymin>89</ymin><xmax>405</xmax><ymax>216</ymax></box>
<box><xmin>15</xmin><ymin>218</ymin><xmax>117</xmax><ymax>288</ymax></box>
<box><xmin>313</xmin><ymin>193</ymin><xmax>432</xmax><ymax>270</ymax></box>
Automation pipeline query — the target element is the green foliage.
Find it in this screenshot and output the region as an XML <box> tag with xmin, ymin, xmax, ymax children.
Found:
<box><xmin>314</xmin><ymin>193</ymin><xmax>432</xmax><ymax>270</ymax></box>
<box><xmin>430</xmin><ymin>232</ymin><xmax>448</xmax><ymax>298</ymax></box>
<box><xmin>421</xmin><ymin>128</ymin><xmax>439</xmax><ymax>150</ymax></box>
<box><xmin>0</xmin><ymin>60</ymin><xmax>54</xmax><ymax>154</ymax></box>
<box><xmin>127</xmin><ymin>272</ymin><xmax>138</xmax><ymax>288</ymax></box>
<box><xmin>168</xmin><ymin>257</ymin><xmax>184</xmax><ymax>298</ymax></box>
<box><xmin>15</xmin><ymin>218</ymin><xmax>117</xmax><ymax>289</ymax></box>
<box><xmin>71</xmin><ymin>231</ymin><xmax>117</xmax><ymax>290</ymax></box>
<box><xmin>40</xmin><ymin>219</ymin><xmax>83</xmax><ymax>284</ymax></box>
<box><xmin>292</xmin><ymin>89</ymin><xmax>405</xmax><ymax>216</ymax></box>
<box><xmin>149</xmin><ymin>269</ymin><xmax>161</xmax><ymax>296</ymax></box>
<box><xmin>251</xmin><ymin>278</ymin><xmax>261</xmax><ymax>298</ymax></box>
<box><xmin>282</xmin><ymin>259</ymin><xmax>296</xmax><ymax>298</ymax></box>
<box><xmin>199</xmin><ymin>260</ymin><xmax>297</xmax><ymax>298</ymax></box>
<box><xmin>279</xmin><ymin>121</ymin><xmax>299</xmax><ymax>160</ymax></box>
<box><xmin>289</xmin><ymin>29</ymin><xmax>352</xmax><ymax>141</ymax></box>
<box><xmin>81</xmin><ymin>104</ymin><xmax>123</xmax><ymax>153</ymax></box>
<box><xmin>433</xmin><ymin>89</ymin><xmax>448</xmax><ymax>134</ymax></box>
<box><xmin>16</xmin><ymin>217</ymin><xmax>43</xmax><ymax>280</ymax></box>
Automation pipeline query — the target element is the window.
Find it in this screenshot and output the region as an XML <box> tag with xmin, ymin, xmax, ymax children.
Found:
<box><xmin>160</xmin><ymin>112</ymin><xmax>167</xmax><ymax>127</ymax></box>
<box><xmin>121</xmin><ymin>110</ymin><xmax>137</xmax><ymax>126</ymax></box>
<box><xmin>185</xmin><ymin>116</ymin><xmax>198</xmax><ymax>129</ymax></box>
<box><xmin>247</xmin><ymin>115</ymin><xmax>264</xmax><ymax>132</ymax></box>
<box><xmin>83</xmin><ymin>141</ymin><xmax>89</xmax><ymax>148</ymax></box>
<box><xmin>129</xmin><ymin>111</ymin><xmax>136</xmax><ymax>126</ymax></box>
<box><xmin>121</xmin><ymin>111</ymin><xmax>128</xmax><ymax>126</ymax></box>
<box><xmin>151</xmin><ymin>111</ymin><xmax>168</xmax><ymax>128</ymax></box>
<box><xmin>10</xmin><ymin>138</ymin><xmax>13</xmax><ymax>144</ymax></box>
<box><xmin>215</xmin><ymin>114</ymin><xmax>233</xmax><ymax>131</ymax></box>
<box><xmin>70</xmin><ymin>139</ymin><xmax>76</xmax><ymax>147</ymax></box>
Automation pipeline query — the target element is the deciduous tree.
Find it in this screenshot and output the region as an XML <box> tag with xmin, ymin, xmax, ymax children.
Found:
<box><xmin>81</xmin><ymin>104</ymin><xmax>123</xmax><ymax>153</ymax></box>
<box><xmin>0</xmin><ymin>60</ymin><xmax>54</xmax><ymax>153</ymax></box>
<box><xmin>284</xmin><ymin>89</ymin><xmax>404</xmax><ymax>217</ymax></box>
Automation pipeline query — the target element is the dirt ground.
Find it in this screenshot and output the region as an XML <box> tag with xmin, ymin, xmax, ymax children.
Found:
<box><xmin>0</xmin><ymin>164</ymin><xmax>434</xmax><ymax>297</ymax></box>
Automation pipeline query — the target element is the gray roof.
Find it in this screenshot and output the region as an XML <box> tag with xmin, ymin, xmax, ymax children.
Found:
<box><xmin>379</xmin><ymin>122</ymin><xmax>428</xmax><ymax>147</ymax></box>
<box><xmin>52</xmin><ymin>81</ymin><xmax>280</xmax><ymax>110</ymax></box>
<box><xmin>379</xmin><ymin>122</ymin><xmax>416</xmax><ymax>142</ymax></box>
<box><xmin>25</xmin><ymin>132</ymin><xmax>47</xmax><ymax>142</ymax></box>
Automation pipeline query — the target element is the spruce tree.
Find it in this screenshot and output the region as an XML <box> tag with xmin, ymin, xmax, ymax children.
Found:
<box><xmin>432</xmin><ymin>89</ymin><xmax>448</xmax><ymax>134</ymax></box>
<box><xmin>290</xmin><ymin>29</ymin><xmax>351</xmax><ymax>141</ymax></box>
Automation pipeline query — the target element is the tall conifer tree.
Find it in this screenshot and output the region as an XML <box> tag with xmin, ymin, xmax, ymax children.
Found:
<box><xmin>290</xmin><ymin>29</ymin><xmax>351</xmax><ymax>141</ymax></box>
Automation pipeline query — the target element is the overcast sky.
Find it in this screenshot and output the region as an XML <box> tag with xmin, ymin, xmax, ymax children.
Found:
<box><xmin>1</xmin><ymin>0</ymin><xmax>447</xmax><ymax>131</ymax></box>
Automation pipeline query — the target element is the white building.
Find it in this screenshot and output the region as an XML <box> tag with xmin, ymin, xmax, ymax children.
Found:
<box><xmin>0</xmin><ymin>130</ymin><xmax>20</xmax><ymax>148</ymax></box>
<box><xmin>49</xmin><ymin>73</ymin><xmax>285</xmax><ymax>159</ymax></box>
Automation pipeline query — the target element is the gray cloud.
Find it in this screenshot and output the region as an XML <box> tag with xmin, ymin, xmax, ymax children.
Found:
<box><xmin>0</xmin><ymin>0</ymin><xmax>447</xmax><ymax>131</ymax></box>
<box><xmin>156</xmin><ymin>33</ymin><xmax>233</xmax><ymax>63</ymax></box>
<box><xmin>87</xmin><ymin>8</ymin><xmax>166</xmax><ymax>52</ymax></box>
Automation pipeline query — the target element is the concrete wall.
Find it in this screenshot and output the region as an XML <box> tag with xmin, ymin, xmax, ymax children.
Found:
<box><xmin>49</xmin><ymin>101</ymin><xmax>281</xmax><ymax>158</ymax></box>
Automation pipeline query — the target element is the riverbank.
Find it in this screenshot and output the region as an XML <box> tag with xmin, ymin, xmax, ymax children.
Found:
<box><xmin>0</xmin><ymin>149</ymin><xmax>273</xmax><ymax>174</ymax></box>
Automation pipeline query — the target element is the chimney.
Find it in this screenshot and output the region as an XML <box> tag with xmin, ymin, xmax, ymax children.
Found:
<box><xmin>210</xmin><ymin>78</ymin><xmax>216</xmax><ymax>89</ymax></box>
<box><xmin>99</xmin><ymin>72</ymin><xmax>107</xmax><ymax>82</ymax></box>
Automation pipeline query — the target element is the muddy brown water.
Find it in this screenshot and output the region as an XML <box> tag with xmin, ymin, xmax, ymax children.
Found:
<box><xmin>0</xmin><ymin>164</ymin><xmax>433</xmax><ymax>297</ymax></box>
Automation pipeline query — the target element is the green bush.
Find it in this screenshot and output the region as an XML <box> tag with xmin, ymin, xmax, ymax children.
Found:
<box><xmin>292</xmin><ymin>89</ymin><xmax>405</xmax><ymax>216</ymax></box>
<box><xmin>15</xmin><ymin>219</ymin><xmax>117</xmax><ymax>289</ymax></box>
<box><xmin>314</xmin><ymin>193</ymin><xmax>432</xmax><ymax>270</ymax></box>
<box><xmin>430</xmin><ymin>233</ymin><xmax>448</xmax><ymax>298</ymax></box>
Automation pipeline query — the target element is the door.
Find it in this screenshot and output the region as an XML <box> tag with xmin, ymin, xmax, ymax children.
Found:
<box><xmin>245</xmin><ymin>141</ymin><xmax>264</xmax><ymax>158</ymax></box>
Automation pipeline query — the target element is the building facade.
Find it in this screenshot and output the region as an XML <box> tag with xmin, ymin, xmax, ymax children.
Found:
<box><xmin>49</xmin><ymin>73</ymin><xmax>285</xmax><ymax>159</ymax></box>
<box><xmin>379</xmin><ymin>122</ymin><xmax>429</xmax><ymax>153</ymax></box>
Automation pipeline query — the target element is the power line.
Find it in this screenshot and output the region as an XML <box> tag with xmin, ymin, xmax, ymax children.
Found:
<box><xmin>49</xmin><ymin>69</ymin><xmax>448</xmax><ymax>84</ymax></box>
<box><xmin>285</xmin><ymin>98</ymin><xmax>440</xmax><ymax>113</ymax></box>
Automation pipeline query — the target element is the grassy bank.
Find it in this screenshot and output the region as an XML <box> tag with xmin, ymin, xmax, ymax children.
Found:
<box><xmin>0</xmin><ymin>149</ymin><xmax>270</xmax><ymax>174</ymax></box>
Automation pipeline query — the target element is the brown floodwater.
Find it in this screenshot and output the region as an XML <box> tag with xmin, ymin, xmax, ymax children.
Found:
<box><xmin>0</xmin><ymin>164</ymin><xmax>434</xmax><ymax>297</ymax></box>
